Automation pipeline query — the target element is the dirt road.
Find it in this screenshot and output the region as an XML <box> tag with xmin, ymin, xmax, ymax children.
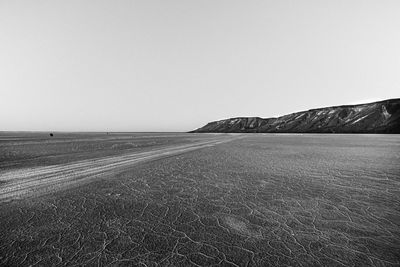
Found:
<box><xmin>0</xmin><ymin>137</ymin><xmax>236</xmax><ymax>202</ymax></box>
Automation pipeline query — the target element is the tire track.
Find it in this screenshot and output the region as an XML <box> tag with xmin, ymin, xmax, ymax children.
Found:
<box><xmin>0</xmin><ymin>137</ymin><xmax>236</xmax><ymax>202</ymax></box>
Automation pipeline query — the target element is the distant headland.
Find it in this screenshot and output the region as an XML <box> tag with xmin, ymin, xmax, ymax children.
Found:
<box><xmin>191</xmin><ymin>98</ymin><xmax>400</xmax><ymax>134</ymax></box>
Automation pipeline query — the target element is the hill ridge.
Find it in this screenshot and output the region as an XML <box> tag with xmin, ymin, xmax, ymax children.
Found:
<box><xmin>191</xmin><ymin>98</ymin><xmax>400</xmax><ymax>134</ymax></box>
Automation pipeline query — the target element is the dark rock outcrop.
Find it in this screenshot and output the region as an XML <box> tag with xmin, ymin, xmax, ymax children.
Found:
<box><xmin>191</xmin><ymin>98</ymin><xmax>400</xmax><ymax>133</ymax></box>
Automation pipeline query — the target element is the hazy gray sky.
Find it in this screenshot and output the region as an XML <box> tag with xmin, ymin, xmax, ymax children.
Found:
<box><xmin>1</xmin><ymin>0</ymin><xmax>399</xmax><ymax>132</ymax></box>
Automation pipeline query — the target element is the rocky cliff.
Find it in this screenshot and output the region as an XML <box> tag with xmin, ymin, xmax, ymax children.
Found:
<box><xmin>191</xmin><ymin>98</ymin><xmax>400</xmax><ymax>133</ymax></box>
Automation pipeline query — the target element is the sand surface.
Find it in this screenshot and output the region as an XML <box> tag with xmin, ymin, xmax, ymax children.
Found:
<box><xmin>0</xmin><ymin>133</ymin><xmax>399</xmax><ymax>266</ymax></box>
<box><xmin>0</xmin><ymin>135</ymin><xmax>237</xmax><ymax>202</ymax></box>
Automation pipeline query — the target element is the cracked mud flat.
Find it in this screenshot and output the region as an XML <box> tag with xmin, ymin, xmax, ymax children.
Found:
<box><xmin>0</xmin><ymin>133</ymin><xmax>399</xmax><ymax>266</ymax></box>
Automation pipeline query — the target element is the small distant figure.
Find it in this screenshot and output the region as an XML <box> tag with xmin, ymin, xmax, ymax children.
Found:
<box><xmin>50</xmin><ymin>133</ymin><xmax>54</xmax><ymax>137</ymax></box>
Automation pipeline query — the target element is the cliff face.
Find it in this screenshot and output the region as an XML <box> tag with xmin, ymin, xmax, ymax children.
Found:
<box><xmin>191</xmin><ymin>99</ymin><xmax>400</xmax><ymax>133</ymax></box>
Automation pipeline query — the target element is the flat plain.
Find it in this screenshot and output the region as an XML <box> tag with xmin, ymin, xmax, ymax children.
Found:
<box><xmin>0</xmin><ymin>132</ymin><xmax>399</xmax><ymax>266</ymax></box>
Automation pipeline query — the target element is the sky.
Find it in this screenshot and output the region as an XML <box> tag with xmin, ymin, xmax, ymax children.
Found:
<box><xmin>1</xmin><ymin>0</ymin><xmax>399</xmax><ymax>132</ymax></box>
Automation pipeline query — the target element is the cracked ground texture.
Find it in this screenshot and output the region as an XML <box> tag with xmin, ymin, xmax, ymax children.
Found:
<box><xmin>0</xmin><ymin>133</ymin><xmax>399</xmax><ymax>266</ymax></box>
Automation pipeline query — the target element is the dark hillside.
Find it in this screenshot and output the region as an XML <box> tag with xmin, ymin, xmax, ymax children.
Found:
<box><xmin>191</xmin><ymin>98</ymin><xmax>400</xmax><ymax>133</ymax></box>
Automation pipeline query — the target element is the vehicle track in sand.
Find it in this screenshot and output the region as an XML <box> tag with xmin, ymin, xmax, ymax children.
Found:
<box><xmin>0</xmin><ymin>137</ymin><xmax>237</xmax><ymax>202</ymax></box>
